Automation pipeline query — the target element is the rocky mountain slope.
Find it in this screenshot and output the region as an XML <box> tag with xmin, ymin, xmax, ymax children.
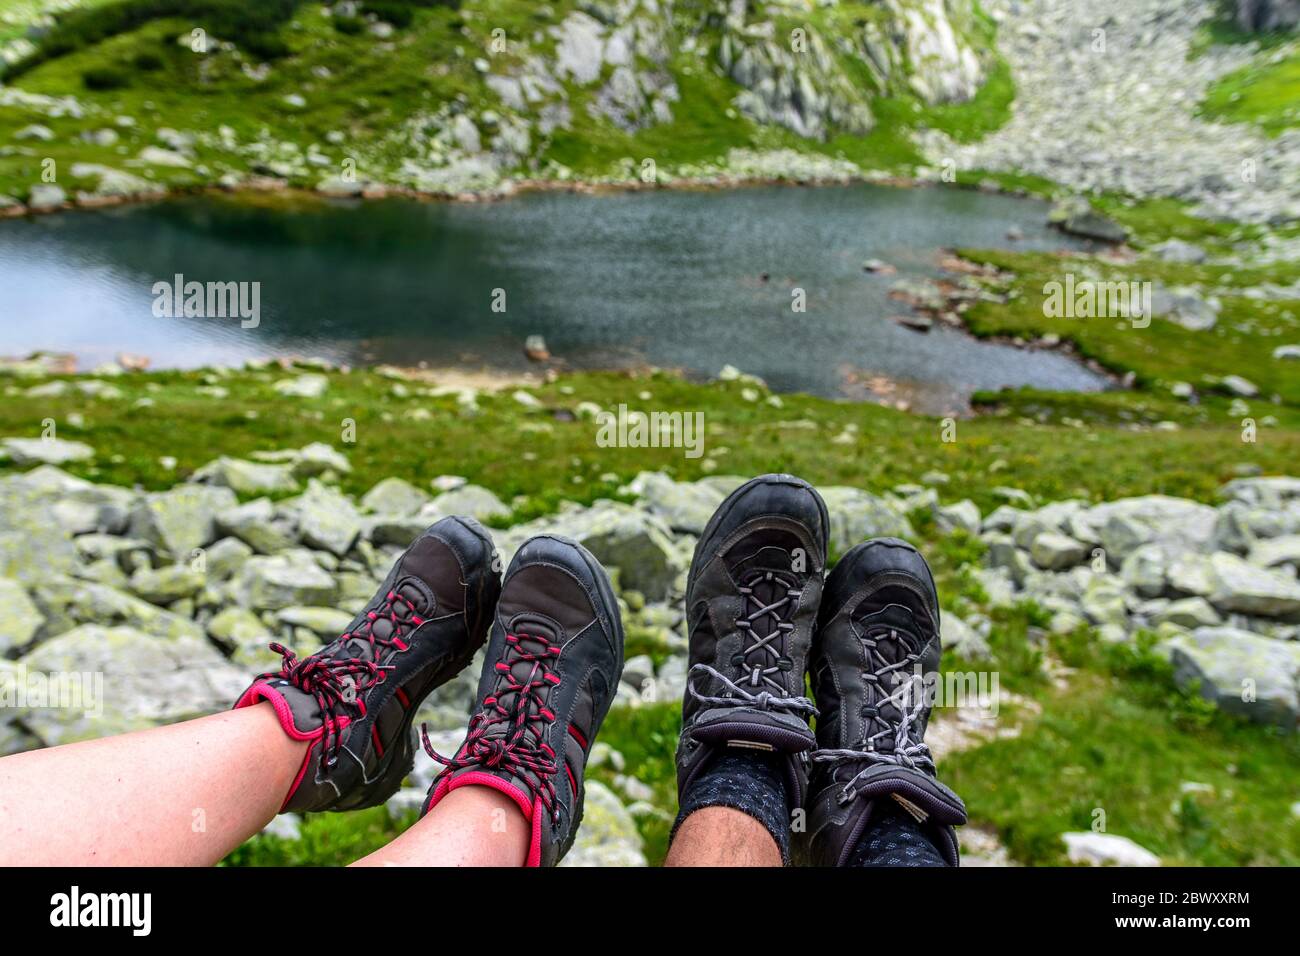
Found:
<box><xmin>0</xmin><ymin>0</ymin><xmax>1002</xmax><ymax>208</ymax></box>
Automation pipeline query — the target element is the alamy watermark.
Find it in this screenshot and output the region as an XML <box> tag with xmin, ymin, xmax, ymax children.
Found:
<box><xmin>152</xmin><ymin>273</ymin><xmax>260</xmax><ymax>328</ymax></box>
<box><xmin>0</xmin><ymin>665</ymin><xmax>104</xmax><ymax>717</ymax></box>
<box><xmin>595</xmin><ymin>404</ymin><xmax>705</xmax><ymax>459</ymax></box>
<box><xmin>1042</xmin><ymin>273</ymin><xmax>1150</xmax><ymax>328</ymax></box>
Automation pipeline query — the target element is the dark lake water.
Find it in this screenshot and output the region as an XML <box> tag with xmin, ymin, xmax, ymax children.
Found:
<box><xmin>0</xmin><ymin>183</ymin><xmax>1107</xmax><ymax>414</ymax></box>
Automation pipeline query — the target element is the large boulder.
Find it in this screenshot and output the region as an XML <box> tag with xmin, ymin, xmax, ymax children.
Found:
<box><xmin>17</xmin><ymin>625</ymin><xmax>247</xmax><ymax>745</ymax></box>
<box><xmin>1206</xmin><ymin>552</ymin><xmax>1300</xmax><ymax>617</ymax></box>
<box><xmin>0</xmin><ymin>577</ymin><xmax>44</xmax><ymax>653</ymax></box>
<box><xmin>1086</xmin><ymin>496</ymin><xmax>1217</xmax><ymax>560</ymax></box>
<box><xmin>499</xmin><ymin>503</ymin><xmax>687</xmax><ymax>599</ymax></box>
<box><xmin>129</xmin><ymin>484</ymin><xmax>238</xmax><ymax>557</ymax></box>
<box><xmin>424</xmin><ymin>485</ymin><xmax>509</xmax><ymax>524</ymax></box>
<box><xmin>1030</xmin><ymin>532</ymin><xmax>1088</xmax><ymax>570</ymax></box>
<box><xmin>1163</xmin><ymin>627</ymin><xmax>1300</xmax><ymax>728</ymax></box>
<box><xmin>30</xmin><ymin>577</ymin><xmax>203</xmax><ymax>642</ymax></box>
<box><xmin>626</xmin><ymin>471</ymin><xmax>728</xmax><ymax>535</ymax></box>
<box><xmin>281</xmin><ymin>480</ymin><xmax>362</xmax><ymax>557</ymax></box>
<box><xmin>191</xmin><ymin>456</ymin><xmax>299</xmax><ymax>495</ymax></box>
<box><xmin>360</xmin><ymin>477</ymin><xmax>430</xmax><ymax>516</ymax></box>
<box><xmin>0</xmin><ymin>481</ymin><xmax>78</xmax><ymax>584</ymax></box>
<box><xmin>232</xmin><ymin>550</ymin><xmax>337</xmax><ymax>611</ymax></box>
<box><xmin>216</xmin><ymin>498</ymin><xmax>298</xmax><ymax>554</ymax></box>
<box><xmin>819</xmin><ymin>486</ymin><xmax>914</xmax><ymax>556</ymax></box>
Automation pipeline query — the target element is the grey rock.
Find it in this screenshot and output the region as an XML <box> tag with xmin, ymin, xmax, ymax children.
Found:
<box><xmin>18</xmin><ymin>625</ymin><xmax>246</xmax><ymax>745</ymax></box>
<box><xmin>0</xmin><ymin>577</ymin><xmax>44</xmax><ymax>653</ymax></box>
<box><xmin>1</xmin><ymin>437</ymin><xmax>93</xmax><ymax>466</ymax></box>
<box><xmin>1248</xmin><ymin>534</ymin><xmax>1300</xmax><ymax>569</ymax></box>
<box><xmin>129</xmin><ymin>485</ymin><xmax>238</xmax><ymax>558</ymax></box>
<box><xmin>942</xmin><ymin>612</ymin><xmax>990</xmax><ymax>660</ymax></box>
<box><xmin>1206</xmin><ymin>552</ymin><xmax>1300</xmax><ymax>617</ymax></box>
<box><xmin>215</xmin><ymin>498</ymin><xmax>297</xmax><ymax>555</ymax></box>
<box><xmin>276</xmin><ymin>605</ymin><xmax>353</xmax><ymax>638</ymax></box>
<box><xmin>191</xmin><ymin>456</ymin><xmax>299</xmax><ymax>495</ymax></box>
<box><xmin>360</xmin><ymin>477</ymin><xmax>430</xmax><ymax>517</ymax></box>
<box><xmin>557</xmin><ymin>780</ymin><xmax>646</xmax><ymax>867</ymax></box>
<box><xmin>424</xmin><ymin>485</ymin><xmax>509</xmax><ymax>523</ymax></box>
<box><xmin>1062</xmin><ymin>832</ymin><xmax>1160</xmax><ymax>867</ymax></box>
<box><xmin>1153</xmin><ymin>597</ymin><xmax>1222</xmax><ymax>629</ymax></box>
<box><xmin>1048</xmin><ymin>198</ymin><xmax>1128</xmax><ymax>243</ymax></box>
<box><xmin>819</xmin><ymin>486</ymin><xmax>914</xmax><ymax>556</ymax></box>
<box><xmin>1031</xmin><ymin>533</ymin><xmax>1088</xmax><ymax>570</ymax></box>
<box><xmin>1151</xmin><ymin>239</ymin><xmax>1206</xmax><ymax>264</ymax></box>
<box><xmin>128</xmin><ymin>564</ymin><xmax>206</xmax><ymax>605</ymax></box>
<box><xmin>935</xmin><ymin>499</ymin><xmax>981</xmax><ymax>536</ymax></box>
<box><xmin>1120</xmin><ymin>544</ymin><xmax>1167</xmax><ymax>598</ymax></box>
<box><xmin>283</xmin><ymin>480</ymin><xmax>362</xmax><ymax>557</ymax></box>
<box><xmin>1163</xmin><ymin>626</ymin><xmax>1300</xmax><ymax>728</ymax></box>
<box><xmin>626</xmin><ymin>471</ymin><xmax>727</xmax><ymax>535</ymax></box>
<box><xmin>26</xmin><ymin>184</ymin><xmax>67</xmax><ymax>211</ymax></box>
<box><xmin>233</xmin><ymin>551</ymin><xmax>337</xmax><ymax>611</ymax></box>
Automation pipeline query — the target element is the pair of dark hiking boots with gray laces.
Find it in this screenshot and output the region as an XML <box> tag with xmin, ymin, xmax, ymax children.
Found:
<box><xmin>675</xmin><ymin>474</ymin><xmax>967</xmax><ymax>866</ymax></box>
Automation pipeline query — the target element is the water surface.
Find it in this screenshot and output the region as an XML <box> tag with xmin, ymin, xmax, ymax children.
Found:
<box><xmin>0</xmin><ymin>183</ymin><xmax>1107</xmax><ymax>413</ymax></box>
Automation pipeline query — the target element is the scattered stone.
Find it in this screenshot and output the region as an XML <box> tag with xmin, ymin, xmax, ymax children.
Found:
<box><xmin>1207</xmin><ymin>552</ymin><xmax>1300</xmax><ymax>617</ymax></box>
<box><xmin>1</xmin><ymin>437</ymin><xmax>93</xmax><ymax>466</ymax></box>
<box><xmin>1030</xmin><ymin>532</ymin><xmax>1088</xmax><ymax>570</ymax></box>
<box><xmin>272</xmin><ymin>374</ymin><xmax>329</xmax><ymax>399</ymax></box>
<box><xmin>524</xmin><ymin>334</ymin><xmax>551</xmax><ymax>361</ymax></box>
<box><xmin>360</xmin><ymin>477</ymin><xmax>430</xmax><ymax>516</ymax></box>
<box><xmin>128</xmin><ymin>485</ymin><xmax>238</xmax><ymax>557</ymax></box>
<box><xmin>1061</xmin><ymin>832</ymin><xmax>1160</xmax><ymax>867</ymax></box>
<box><xmin>233</xmin><ymin>551</ymin><xmax>337</xmax><ymax>611</ymax></box>
<box><xmin>191</xmin><ymin>456</ymin><xmax>299</xmax><ymax>495</ymax></box>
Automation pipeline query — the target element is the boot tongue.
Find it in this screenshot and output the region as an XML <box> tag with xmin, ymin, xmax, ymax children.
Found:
<box><xmin>340</xmin><ymin>577</ymin><xmax>431</xmax><ymax>661</ymax></box>
<box><xmin>490</xmin><ymin>618</ymin><xmax>559</xmax><ymax>734</ymax></box>
<box><xmin>857</xmin><ymin>604</ymin><xmax>928</xmax><ymax>738</ymax></box>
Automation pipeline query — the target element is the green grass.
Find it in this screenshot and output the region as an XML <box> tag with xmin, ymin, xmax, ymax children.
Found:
<box><xmin>3</xmin><ymin>361</ymin><xmax>1298</xmax><ymax>517</ymax></box>
<box><xmin>945</xmin><ymin>662</ymin><xmax>1300</xmax><ymax>866</ymax></box>
<box><xmin>958</xmin><ymin>247</ymin><xmax>1300</xmax><ymax>408</ymax></box>
<box><xmin>1201</xmin><ymin>43</ymin><xmax>1300</xmax><ymax>136</ymax></box>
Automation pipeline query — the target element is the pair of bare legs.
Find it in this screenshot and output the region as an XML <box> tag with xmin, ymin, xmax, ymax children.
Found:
<box><xmin>0</xmin><ymin>702</ymin><xmax>777</xmax><ymax>867</ymax></box>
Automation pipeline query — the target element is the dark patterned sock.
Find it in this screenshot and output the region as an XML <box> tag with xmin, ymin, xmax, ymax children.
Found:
<box><xmin>674</xmin><ymin>749</ymin><xmax>792</xmax><ymax>862</ymax></box>
<box><xmin>847</xmin><ymin>802</ymin><xmax>950</xmax><ymax>867</ymax></box>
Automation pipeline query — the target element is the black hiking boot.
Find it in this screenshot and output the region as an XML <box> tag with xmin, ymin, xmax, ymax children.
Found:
<box><xmin>422</xmin><ymin>534</ymin><xmax>624</xmax><ymax>866</ymax></box>
<box><xmin>805</xmin><ymin>537</ymin><xmax>966</xmax><ymax>866</ymax></box>
<box><xmin>675</xmin><ymin>474</ymin><xmax>828</xmax><ymax>819</ymax></box>
<box><xmin>234</xmin><ymin>516</ymin><xmax>500</xmax><ymax>813</ymax></box>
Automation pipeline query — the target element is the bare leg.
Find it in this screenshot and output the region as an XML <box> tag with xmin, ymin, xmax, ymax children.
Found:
<box><xmin>0</xmin><ymin>702</ymin><xmax>306</xmax><ymax>866</ymax></box>
<box><xmin>664</xmin><ymin>806</ymin><xmax>783</xmax><ymax>867</ymax></box>
<box><xmin>352</xmin><ymin>785</ymin><xmax>529</xmax><ymax>867</ymax></box>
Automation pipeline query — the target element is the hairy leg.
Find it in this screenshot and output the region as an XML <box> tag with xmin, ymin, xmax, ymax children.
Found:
<box><xmin>352</xmin><ymin>785</ymin><xmax>529</xmax><ymax>867</ymax></box>
<box><xmin>0</xmin><ymin>702</ymin><xmax>306</xmax><ymax>866</ymax></box>
<box><xmin>664</xmin><ymin>806</ymin><xmax>783</xmax><ymax>867</ymax></box>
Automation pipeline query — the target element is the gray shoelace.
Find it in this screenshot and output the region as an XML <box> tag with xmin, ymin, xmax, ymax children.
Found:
<box><xmin>687</xmin><ymin>662</ymin><xmax>819</xmax><ymax>716</ymax></box>
<box><xmin>811</xmin><ymin>625</ymin><xmax>935</xmax><ymax>805</ymax></box>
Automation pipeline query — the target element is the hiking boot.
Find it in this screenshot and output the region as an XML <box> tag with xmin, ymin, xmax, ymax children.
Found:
<box><xmin>675</xmin><ymin>473</ymin><xmax>828</xmax><ymax>815</ymax></box>
<box><xmin>422</xmin><ymin>534</ymin><xmax>624</xmax><ymax>867</ymax></box>
<box><xmin>805</xmin><ymin>537</ymin><xmax>966</xmax><ymax>866</ymax></box>
<box><xmin>234</xmin><ymin>516</ymin><xmax>501</xmax><ymax>813</ymax></box>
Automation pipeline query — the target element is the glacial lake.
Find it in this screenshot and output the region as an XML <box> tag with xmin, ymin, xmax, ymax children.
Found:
<box><xmin>0</xmin><ymin>183</ymin><xmax>1108</xmax><ymax>414</ymax></box>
